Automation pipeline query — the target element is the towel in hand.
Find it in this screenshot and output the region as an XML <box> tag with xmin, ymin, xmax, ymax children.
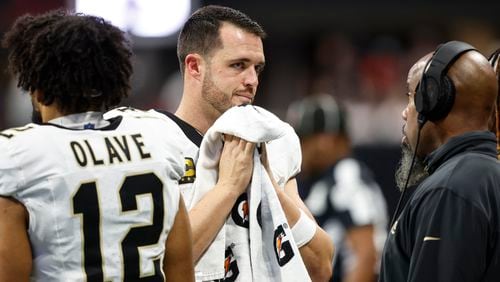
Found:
<box><xmin>191</xmin><ymin>105</ymin><xmax>310</xmax><ymax>281</ymax></box>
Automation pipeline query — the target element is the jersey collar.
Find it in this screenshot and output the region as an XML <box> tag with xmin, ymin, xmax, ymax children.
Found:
<box><xmin>48</xmin><ymin>111</ymin><xmax>111</xmax><ymax>130</ymax></box>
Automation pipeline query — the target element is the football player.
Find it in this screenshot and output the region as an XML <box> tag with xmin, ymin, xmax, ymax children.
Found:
<box><xmin>0</xmin><ymin>10</ymin><xmax>194</xmax><ymax>282</ymax></box>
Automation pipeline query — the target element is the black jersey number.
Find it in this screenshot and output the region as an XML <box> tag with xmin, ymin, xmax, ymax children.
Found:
<box><xmin>0</xmin><ymin>125</ymin><xmax>34</xmax><ymax>139</ymax></box>
<box><xmin>73</xmin><ymin>173</ymin><xmax>164</xmax><ymax>281</ymax></box>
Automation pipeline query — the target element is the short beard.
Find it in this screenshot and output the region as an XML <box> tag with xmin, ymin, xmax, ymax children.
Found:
<box><xmin>201</xmin><ymin>69</ymin><xmax>233</xmax><ymax>115</ymax></box>
<box><xmin>395</xmin><ymin>142</ymin><xmax>429</xmax><ymax>191</ymax></box>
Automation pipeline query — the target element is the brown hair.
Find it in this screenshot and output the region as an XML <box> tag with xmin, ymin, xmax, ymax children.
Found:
<box><xmin>177</xmin><ymin>5</ymin><xmax>266</xmax><ymax>75</ymax></box>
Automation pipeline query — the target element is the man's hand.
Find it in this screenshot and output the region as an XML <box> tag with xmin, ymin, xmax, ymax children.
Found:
<box><xmin>189</xmin><ymin>134</ymin><xmax>256</xmax><ymax>262</ymax></box>
<box><xmin>218</xmin><ymin>135</ymin><xmax>255</xmax><ymax>194</ymax></box>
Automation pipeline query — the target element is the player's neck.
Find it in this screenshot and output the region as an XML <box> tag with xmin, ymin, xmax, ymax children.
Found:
<box><xmin>176</xmin><ymin>86</ymin><xmax>227</xmax><ymax>134</ymax></box>
<box><xmin>38</xmin><ymin>104</ymin><xmax>66</xmax><ymax>123</ymax></box>
<box><xmin>32</xmin><ymin>90</ymin><xmax>73</xmax><ymax>123</ymax></box>
<box><xmin>175</xmin><ymin>102</ymin><xmax>215</xmax><ymax>135</ymax></box>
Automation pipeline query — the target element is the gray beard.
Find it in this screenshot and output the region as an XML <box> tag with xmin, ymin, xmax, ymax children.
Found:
<box><xmin>395</xmin><ymin>142</ymin><xmax>429</xmax><ymax>191</ymax></box>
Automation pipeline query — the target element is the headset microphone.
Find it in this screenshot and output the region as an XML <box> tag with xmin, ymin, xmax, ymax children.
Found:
<box><xmin>417</xmin><ymin>113</ymin><xmax>427</xmax><ymax>128</ymax></box>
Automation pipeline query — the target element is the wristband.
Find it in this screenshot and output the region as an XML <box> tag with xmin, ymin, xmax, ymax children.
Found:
<box><xmin>291</xmin><ymin>209</ymin><xmax>317</xmax><ymax>247</ymax></box>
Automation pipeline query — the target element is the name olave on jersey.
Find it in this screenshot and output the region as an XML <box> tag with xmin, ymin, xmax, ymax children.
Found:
<box><xmin>69</xmin><ymin>133</ymin><xmax>151</xmax><ymax>167</ymax></box>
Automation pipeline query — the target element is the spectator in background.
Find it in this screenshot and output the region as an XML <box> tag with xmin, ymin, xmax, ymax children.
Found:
<box><xmin>287</xmin><ymin>93</ymin><xmax>388</xmax><ymax>282</ymax></box>
<box><xmin>309</xmin><ymin>34</ymin><xmax>407</xmax><ymax>146</ymax></box>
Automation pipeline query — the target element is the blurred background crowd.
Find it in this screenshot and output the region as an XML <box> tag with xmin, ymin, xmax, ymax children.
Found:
<box><xmin>0</xmin><ymin>0</ymin><xmax>499</xmax><ymax>228</ymax></box>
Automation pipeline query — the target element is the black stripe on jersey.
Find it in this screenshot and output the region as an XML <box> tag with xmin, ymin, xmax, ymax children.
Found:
<box><xmin>155</xmin><ymin>110</ymin><xmax>202</xmax><ymax>147</ymax></box>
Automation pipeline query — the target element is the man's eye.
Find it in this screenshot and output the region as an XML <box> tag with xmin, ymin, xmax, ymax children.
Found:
<box><xmin>231</xmin><ymin>62</ymin><xmax>244</xmax><ymax>69</ymax></box>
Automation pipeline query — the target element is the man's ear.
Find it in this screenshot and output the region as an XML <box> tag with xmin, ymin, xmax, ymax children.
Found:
<box><xmin>32</xmin><ymin>90</ymin><xmax>45</xmax><ymax>103</ymax></box>
<box><xmin>185</xmin><ymin>54</ymin><xmax>204</xmax><ymax>81</ymax></box>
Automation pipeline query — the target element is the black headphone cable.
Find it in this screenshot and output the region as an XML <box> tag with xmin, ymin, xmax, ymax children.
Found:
<box><xmin>389</xmin><ymin>117</ymin><xmax>425</xmax><ymax>228</ymax></box>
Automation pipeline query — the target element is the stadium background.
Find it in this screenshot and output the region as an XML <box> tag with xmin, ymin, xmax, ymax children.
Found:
<box><xmin>1</xmin><ymin>0</ymin><xmax>498</xmax><ymax>220</ymax></box>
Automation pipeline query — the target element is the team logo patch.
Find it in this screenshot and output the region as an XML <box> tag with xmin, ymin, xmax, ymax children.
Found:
<box><xmin>390</xmin><ymin>219</ymin><xmax>399</xmax><ymax>235</ymax></box>
<box><xmin>83</xmin><ymin>123</ymin><xmax>95</xmax><ymax>129</ymax></box>
<box><xmin>231</xmin><ymin>193</ymin><xmax>249</xmax><ymax>228</ymax></box>
<box><xmin>180</xmin><ymin>157</ymin><xmax>196</xmax><ymax>184</ymax></box>
<box><xmin>224</xmin><ymin>245</ymin><xmax>239</xmax><ymax>281</ymax></box>
<box><xmin>273</xmin><ymin>223</ymin><xmax>295</xmax><ymax>266</ymax></box>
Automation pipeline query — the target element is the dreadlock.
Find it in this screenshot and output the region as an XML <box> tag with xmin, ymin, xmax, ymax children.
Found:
<box><xmin>488</xmin><ymin>49</ymin><xmax>500</xmax><ymax>159</ymax></box>
<box><xmin>2</xmin><ymin>9</ymin><xmax>133</xmax><ymax>114</ymax></box>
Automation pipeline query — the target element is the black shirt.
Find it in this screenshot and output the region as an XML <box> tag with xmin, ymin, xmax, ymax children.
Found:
<box><xmin>379</xmin><ymin>131</ymin><xmax>500</xmax><ymax>282</ymax></box>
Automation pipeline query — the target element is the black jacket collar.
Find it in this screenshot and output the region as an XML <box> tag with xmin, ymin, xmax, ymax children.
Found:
<box><xmin>424</xmin><ymin>131</ymin><xmax>497</xmax><ymax>174</ymax></box>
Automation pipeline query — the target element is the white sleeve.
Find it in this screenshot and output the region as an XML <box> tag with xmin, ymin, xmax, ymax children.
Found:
<box><xmin>267</xmin><ymin>124</ymin><xmax>302</xmax><ymax>187</ymax></box>
<box><xmin>0</xmin><ymin>136</ymin><xmax>22</xmax><ymax>196</ymax></box>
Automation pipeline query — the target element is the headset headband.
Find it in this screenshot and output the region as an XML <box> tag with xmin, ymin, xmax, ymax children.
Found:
<box><xmin>425</xmin><ymin>41</ymin><xmax>476</xmax><ymax>81</ymax></box>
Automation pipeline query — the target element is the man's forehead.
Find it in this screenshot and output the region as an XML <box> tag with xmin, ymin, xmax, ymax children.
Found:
<box><xmin>407</xmin><ymin>53</ymin><xmax>433</xmax><ymax>89</ymax></box>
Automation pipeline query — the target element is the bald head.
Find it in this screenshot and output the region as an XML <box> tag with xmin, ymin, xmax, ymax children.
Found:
<box><xmin>448</xmin><ymin>51</ymin><xmax>497</xmax><ymax>127</ymax></box>
<box><xmin>407</xmin><ymin>53</ymin><xmax>432</xmax><ymax>96</ymax></box>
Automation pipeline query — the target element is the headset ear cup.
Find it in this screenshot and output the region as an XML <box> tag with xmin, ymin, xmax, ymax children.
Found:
<box><xmin>413</xmin><ymin>84</ymin><xmax>424</xmax><ymax>113</ymax></box>
<box><xmin>428</xmin><ymin>76</ymin><xmax>455</xmax><ymax>121</ymax></box>
<box><xmin>414</xmin><ymin>81</ymin><xmax>426</xmax><ymax>115</ymax></box>
<box><xmin>415</xmin><ymin>41</ymin><xmax>474</xmax><ymax>122</ymax></box>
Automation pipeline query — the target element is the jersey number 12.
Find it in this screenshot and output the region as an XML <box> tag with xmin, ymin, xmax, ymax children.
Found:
<box><xmin>73</xmin><ymin>173</ymin><xmax>164</xmax><ymax>281</ymax></box>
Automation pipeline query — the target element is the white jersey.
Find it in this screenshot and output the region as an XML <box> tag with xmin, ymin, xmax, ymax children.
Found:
<box><xmin>141</xmin><ymin>109</ymin><xmax>301</xmax><ymax>281</ymax></box>
<box><xmin>110</xmin><ymin>109</ymin><xmax>201</xmax><ymax>205</ymax></box>
<box><xmin>266</xmin><ymin>124</ymin><xmax>302</xmax><ymax>187</ymax></box>
<box><xmin>0</xmin><ymin>110</ymin><xmax>185</xmax><ymax>281</ymax></box>
<box><xmin>141</xmin><ymin>109</ymin><xmax>301</xmax><ymax>210</ymax></box>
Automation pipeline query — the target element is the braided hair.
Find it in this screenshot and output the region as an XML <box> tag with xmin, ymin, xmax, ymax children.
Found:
<box><xmin>488</xmin><ymin>49</ymin><xmax>500</xmax><ymax>159</ymax></box>
<box><xmin>2</xmin><ymin>9</ymin><xmax>133</xmax><ymax>114</ymax></box>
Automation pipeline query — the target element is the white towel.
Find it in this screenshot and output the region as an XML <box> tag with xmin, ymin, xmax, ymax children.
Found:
<box><xmin>191</xmin><ymin>105</ymin><xmax>311</xmax><ymax>281</ymax></box>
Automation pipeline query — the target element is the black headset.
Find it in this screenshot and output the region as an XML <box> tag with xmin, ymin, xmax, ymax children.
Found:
<box><xmin>415</xmin><ymin>41</ymin><xmax>476</xmax><ymax>126</ymax></box>
<box><xmin>488</xmin><ymin>48</ymin><xmax>500</xmax><ymax>67</ymax></box>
